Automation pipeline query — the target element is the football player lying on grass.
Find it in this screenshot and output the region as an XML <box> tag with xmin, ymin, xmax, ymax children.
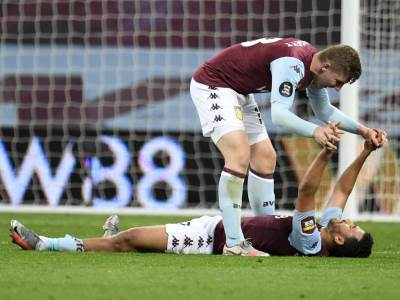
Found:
<box><xmin>10</xmin><ymin>124</ymin><xmax>386</xmax><ymax>257</ymax></box>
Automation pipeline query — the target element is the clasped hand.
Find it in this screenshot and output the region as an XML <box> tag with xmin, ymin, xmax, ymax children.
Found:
<box><xmin>313</xmin><ymin>121</ymin><xmax>341</xmax><ymax>151</ymax></box>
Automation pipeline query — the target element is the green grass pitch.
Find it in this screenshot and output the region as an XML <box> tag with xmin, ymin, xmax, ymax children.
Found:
<box><xmin>0</xmin><ymin>213</ymin><xmax>399</xmax><ymax>300</ymax></box>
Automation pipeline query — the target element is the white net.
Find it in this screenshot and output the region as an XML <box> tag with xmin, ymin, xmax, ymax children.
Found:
<box><xmin>0</xmin><ymin>0</ymin><xmax>397</xmax><ymax>216</ymax></box>
<box><xmin>358</xmin><ymin>0</ymin><xmax>400</xmax><ymax>214</ymax></box>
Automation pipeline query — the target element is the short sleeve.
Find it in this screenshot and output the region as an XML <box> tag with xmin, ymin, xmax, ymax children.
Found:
<box><xmin>319</xmin><ymin>207</ymin><xmax>343</xmax><ymax>228</ymax></box>
<box><xmin>288</xmin><ymin>210</ymin><xmax>322</xmax><ymax>255</ymax></box>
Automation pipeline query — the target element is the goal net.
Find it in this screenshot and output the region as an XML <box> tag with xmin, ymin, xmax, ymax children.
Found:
<box><xmin>357</xmin><ymin>0</ymin><xmax>400</xmax><ymax>216</ymax></box>
<box><xmin>0</xmin><ymin>1</ymin><xmax>398</xmax><ymax>218</ymax></box>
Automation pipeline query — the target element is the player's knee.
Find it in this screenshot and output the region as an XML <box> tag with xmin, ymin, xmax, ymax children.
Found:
<box><xmin>110</xmin><ymin>229</ymin><xmax>138</xmax><ymax>252</ymax></box>
<box><xmin>269</xmin><ymin>147</ymin><xmax>277</xmax><ymax>162</ymax></box>
<box><xmin>230</xmin><ymin>148</ymin><xmax>251</xmax><ymax>172</ymax></box>
<box><xmin>251</xmin><ymin>147</ymin><xmax>276</xmax><ymax>172</ymax></box>
<box><xmin>237</xmin><ymin>149</ymin><xmax>251</xmax><ymax>168</ymax></box>
<box><xmin>267</xmin><ymin>148</ymin><xmax>277</xmax><ymax>170</ymax></box>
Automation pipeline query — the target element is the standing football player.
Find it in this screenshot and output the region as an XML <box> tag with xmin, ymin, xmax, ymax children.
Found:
<box><xmin>189</xmin><ymin>37</ymin><xmax>387</xmax><ymax>256</ymax></box>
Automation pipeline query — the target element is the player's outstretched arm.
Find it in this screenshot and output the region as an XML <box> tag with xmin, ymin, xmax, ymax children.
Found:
<box><xmin>295</xmin><ymin>148</ymin><xmax>334</xmax><ymax>212</ymax></box>
<box><xmin>326</xmin><ymin>139</ymin><xmax>379</xmax><ymax>210</ymax></box>
<box><xmin>295</xmin><ymin>122</ymin><xmax>340</xmax><ymax>212</ymax></box>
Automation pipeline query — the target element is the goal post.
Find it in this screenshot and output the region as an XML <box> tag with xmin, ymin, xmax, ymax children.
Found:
<box><xmin>340</xmin><ymin>0</ymin><xmax>360</xmax><ymax>219</ymax></box>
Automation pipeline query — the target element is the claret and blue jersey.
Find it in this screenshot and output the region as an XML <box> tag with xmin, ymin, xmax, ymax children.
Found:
<box><xmin>212</xmin><ymin>206</ymin><xmax>343</xmax><ymax>256</ymax></box>
<box><xmin>193</xmin><ymin>37</ymin><xmax>360</xmax><ymax>137</ymax></box>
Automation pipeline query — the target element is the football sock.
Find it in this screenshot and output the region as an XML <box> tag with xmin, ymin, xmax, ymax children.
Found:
<box><xmin>247</xmin><ymin>169</ymin><xmax>275</xmax><ymax>216</ymax></box>
<box><xmin>218</xmin><ymin>168</ymin><xmax>245</xmax><ymax>247</ymax></box>
<box><xmin>39</xmin><ymin>235</ymin><xmax>84</xmax><ymax>252</ymax></box>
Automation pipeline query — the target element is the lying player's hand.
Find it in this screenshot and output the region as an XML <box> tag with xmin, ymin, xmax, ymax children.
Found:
<box><xmin>363</xmin><ymin>128</ymin><xmax>387</xmax><ymax>148</ymax></box>
<box><xmin>364</xmin><ymin>128</ymin><xmax>387</xmax><ymax>151</ymax></box>
<box><xmin>372</xmin><ymin>128</ymin><xmax>387</xmax><ymax>147</ymax></box>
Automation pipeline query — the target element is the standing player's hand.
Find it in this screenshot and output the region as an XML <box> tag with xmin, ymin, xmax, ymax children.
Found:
<box><xmin>313</xmin><ymin>121</ymin><xmax>341</xmax><ymax>151</ymax></box>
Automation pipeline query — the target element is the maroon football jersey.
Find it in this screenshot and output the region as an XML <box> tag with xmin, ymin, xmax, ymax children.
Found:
<box><xmin>212</xmin><ymin>216</ymin><xmax>329</xmax><ymax>256</ymax></box>
<box><xmin>193</xmin><ymin>37</ymin><xmax>317</xmax><ymax>95</ymax></box>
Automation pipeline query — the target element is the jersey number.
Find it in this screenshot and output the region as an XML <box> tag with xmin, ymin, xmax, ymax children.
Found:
<box><xmin>241</xmin><ymin>37</ymin><xmax>282</xmax><ymax>47</ymax></box>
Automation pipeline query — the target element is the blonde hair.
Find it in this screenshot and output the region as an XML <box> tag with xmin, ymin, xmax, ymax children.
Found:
<box><xmin>318</xmin><ymin>45</ymin><xmax>361</xmax><ymax>84</ymax></box>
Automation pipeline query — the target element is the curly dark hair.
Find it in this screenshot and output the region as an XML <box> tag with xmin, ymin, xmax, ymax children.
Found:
<box><xmin>329</xmin><ymin>232</ymin><xmax>374</xmax><ymax>258</ymax></box>
<box><xmin>318</xmin><ymin>44</ymin><xmax>362</xmax><ymax>84</ymax></box>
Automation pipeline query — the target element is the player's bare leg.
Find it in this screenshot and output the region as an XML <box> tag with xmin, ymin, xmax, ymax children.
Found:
<box><xmin>249</xmin><ymin>138</ymin><xmax>276</xmax><ymax>174</ymax></box>
<box><xmin>11</xmin><ymin>219</ymin><xmax>168</xmax><ymax>253</ymax></box>
<box><xmin>83</xmin><ymin>225</ymin><xmax>168</xmax><ymax>252</ymax></box>
<box><xmin>248</xmin><ymin>139</ymin><xmax>277</xmax><ymax>216</ymax></box>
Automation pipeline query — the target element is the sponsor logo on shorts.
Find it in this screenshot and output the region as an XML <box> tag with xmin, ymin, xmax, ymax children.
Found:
<box><xmin>233</xmin><ymin>203</ymin><xmax>241</xmax><ymax>209</ymax></box>
<box><xmin>213</xmin><ymin>115</ymin><xmax>225</xmax><ymax>123</ymax></box>
<box><xmin>208</xmin><ymin>86</ymin><xmax>218</xmax><ymax>90</ymax></box>
<box><xmin>210</xmin><ymin>103</ymin><xmax>222</xmax><ymax>111</ymax></box>
<box><xmin>234</xmin><ymin>106</ymin><xmax>243</xmax><ymax>121</ymax></box>
<box><xmin>198</xmin><ymin>236</ymin><xmax>204</xmax><ymax>248</ymax></box>
<box><xmin>301</xmin><ymin>216</ymin><xmax>316</xmax><ymax>234</ymax></box>
<box><xmin>208</xmin><ymin>92</ymin><xmax>219</xmax><ymax>100</ymax></box>
<box><xmin>279</xmin><ymin>81</ymin><xmax>293</xmax><ymax>97</ymax></box>
<box><xmin>183</xmin><ymin>235</ymin><xmax>194</xmax><ymax>248</ymax></box>
<box><xmin>263</xmin><ymin>201</ymin><xmax>274</xmax><ymax>207</ymax></box>
<box><xmin>206</xmin><ymin>235</ymin><xmax>213</xmax><ymax>246</ymax></box>
<box><xmin>172</xmin><ymin>235</ymin><xmax>180</xmax><ymax>248</ymax></box>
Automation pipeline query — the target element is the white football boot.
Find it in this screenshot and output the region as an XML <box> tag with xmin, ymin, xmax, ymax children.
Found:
<box><xmin>102</xmin><ymin>215</ymin><xmax>120</xmax><ymax>237</ymax></box>
<box><xmin>223</xmin><ymin>240</ymin><xmax>270</xmax><ymax>256</ymax></box>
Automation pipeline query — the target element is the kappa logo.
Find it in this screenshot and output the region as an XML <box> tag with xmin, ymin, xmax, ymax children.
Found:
<box><xmin>198</xmin><ymin>236</ymin><xmax>204</xmax><ymax>248</ymax></box>
<box><xmin>210</xmin><ymin>103</ymin><xmax>222</xmax><ymax>111</ymax></box>
<box><xmin>206</xmin><ymin>235</ymin><xmax>213</xmax><ymax>246</ymax></box>
<box><xmin>279</xmin><ymin>81</ymin><xmax>293</xmax><ymax>97</ymax></box>
<box><xmin>291</xmin><ymin>65</ymin><xmax>302</xmax><ymax>75</ymax></box>
<box><xmin>183</xmin><ymin>235</ymin><xmax>194</xmax><ymax>248</ymax></box>
<box><xmin>172</xmin><ymin>235</ymin><xmax>180</xmax><ymax>248</ymax></box>
<box><xmin>213</xmin><ymin>115</ymin><xmax>225</xmax><ymax>122</ymax></box>
<box><xmin>208</xmin><ymin>92</ymin><xmax>219</xmax><ymax>100</ymax></box>
<box><xmin>301</xmin><ymin>216</ymin><xmax>316</xmax><ymax>234</ymax></box>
